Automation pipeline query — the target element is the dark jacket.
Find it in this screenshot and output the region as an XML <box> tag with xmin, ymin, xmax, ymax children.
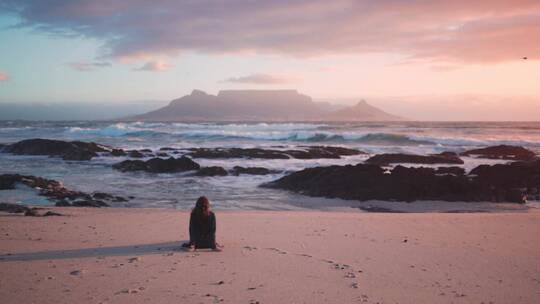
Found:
<box><xmin>189</xmin><ymin>211</ymin><xmax>216</xmax><ymax>249</ymax></box>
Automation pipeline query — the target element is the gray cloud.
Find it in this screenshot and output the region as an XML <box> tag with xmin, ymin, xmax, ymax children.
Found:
<box><xmin>222</xmin><ymin>73</ymin><xmax>289</xmax><ymax>84</ymax></box>
<box><xmin>68</xmin><ymin>61</ymin><xmax>111</xmax><ymax>71</ymax></box>
<box><xmin>133</xmin><ymin>61</ymin><xmax>170</xmax><ymax>72</ymax></box>
<box><xmin>3</xmin><ymin>1</ymin><xmax>540</xmax><ymax>63</ymax></box>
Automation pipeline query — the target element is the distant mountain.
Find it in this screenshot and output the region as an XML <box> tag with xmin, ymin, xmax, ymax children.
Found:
<box><xmin>323</xmin><ymin>100</ymin><xmax>403</xmax><ymax>121</ymax></box>
<box><xmin>128</xmin><ymin>90</ymin><xmax>403</xmax><ymax>122</ymax></box>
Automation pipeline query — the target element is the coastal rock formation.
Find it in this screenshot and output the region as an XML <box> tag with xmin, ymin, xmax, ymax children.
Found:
<box><xmin>187</xmin><ymin>146</ymin><xmax>364</xmax><ymax>160</ymax></box>
<box><xmin>232</xmin><ymin>166</ymin><xmax>277</xmax><ymax>175</ymax></box>
<box><xmin>263</xmin><ymin>160</ymin><xmax>540</xmax><ymax>203</ymax></box>
<box><xmin>365</xmin><ymin>152</ymin><xmax>464</xmax><ymax>165</ymax></box>
<box><xmin>0</xmin><ymin>203</ymin><xmax>64</xmax><ymax>216</ymax></box>
<box><xmin>0</xmin><ymin>174</ymin><xmax>122</xmax><ymax>207</ymax></box>
<box><xmin>461</xmin><ymin>145</ymin><xmax>536</xmax><ymax>161</ymax></box>
<box><xmin>196</xmin><ymin>166</ymin><xmax>229</xmax><ymax>176</ymax></box>
<box><xmin>112</xmin><ymin>156</ymin><xmax>200</xmax><ymax>173</ymax></box>
<box><xmin>0</xmin><ymin>202</ymin><xmax>31</xmax><ymax>213</ymax></box>
<box><xmin>128</xmin><ymin>150</ymin><xmax>145</xmax><ymax>158</ymax></box>
<box><xmin>435</xmin><ymin>166</ymin><xmax>466</xmax><ymax>175</ymax></box>
<box><xmin>110</xmin><ymin>149</ymin><xmax>127</xmax><ymax>156</ymax></box>
<box><xmin>3</xmin><ymin>138</ymin><xmax>109</xmax><ymax>161</ymax></box>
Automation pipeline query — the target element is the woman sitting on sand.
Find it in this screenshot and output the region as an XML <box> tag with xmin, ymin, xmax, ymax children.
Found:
<box><xmin>184</xmin><ymin>196</ymin><xmax>221</xmax><ymax>251</ymax></box>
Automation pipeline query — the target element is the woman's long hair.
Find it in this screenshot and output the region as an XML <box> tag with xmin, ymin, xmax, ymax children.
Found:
<box><xmin>192</xmin><ymin>196</ymin><xmax>211</xmax><ymax>220</ymax></box>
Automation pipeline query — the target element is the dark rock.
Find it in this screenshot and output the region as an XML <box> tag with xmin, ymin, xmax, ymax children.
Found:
<box><xmin>156</xmin><ymin>152</ymin><xmax>169</xmax><ymax>157</ymax></box>
<box><xmin>365</xmin><ymin>153</ymin><xmax>464</xmax><ymax>165</ymax></box>
<box><xmin>139</xmin><ymin>149</ymin><xmax>152</xmax><ymax>153</ymax></box>
<box><xmin>112</xmin><ymin>160</ymin><xmax>147</xmax><ymax>172</ymax></box>
<box><xmin>4</xmin><ymin>138</ymin><xmax>108</xmax><ymax>161</ymax></box>
<box><xmin>0</xmin><ymin>202</ymin><xmax>30</xmax><ymax>213</ymax></box>
<box><xmin>294</xmin><ymin>146</ymin><xmax>365</xmax><ymax>159</ymax></box>
<box><xmin>357</xmin><ymin>206</ymin><xmax>405</xmax><ymax>213</ymax></box>
<box><xmin>114</xmin><ymin>196</ymin><xmax>128</xmax><ymax>202</ymax></box>
<box><xmin>159</xmin><ymin>147</ymin><xmax>176</xmax><ymax>151</ymax></box>
<box><xmin>55</xmin><ymin>200</ymin><xmax>71</xmax><ymax>207</ymax></box>
<box><xmin>461</xmin><ymin>145</ymin><xmax>536</xmax><ymax>161</ymax></box>
<box><xmin>128</xmin><ymin>150</ymin><xmax>144</xmax><ymax>158</ymax></box>
<box><xmin>263</xmin><ymin>160</ymin><xmax>540</xmax><ymax>203</ymax></box>
<box><xmin>113</xmin><ymin>156</ymin><xmax>200</xmax><ymax>173</ymax></box>
<box><xmin>110</xmin><ymin>149</ymin><xmax>126</xmax><ymax>156</ymax></box>
<box><xmin>93</xmin><ymin>192</ymin><xmax>114</xmax><ymax>200</ymax></box>
<box><xmin>0</xmin><ymin>174</ymin><xmax>117</xmax><ymax>207</ymax></box>
<box><xmin>469</xmin><ymin>160</ymin><xmax>540</xmax><ymax>202</ymax></box>
<box><xmin>0</xmin><ymin>175</ymin><xmax>17</xmax><ymax>190</ymax></box>
<box><xmin>72</xmin><ymin>200</ymin><xmax>109</xmax><ymax>207</ymax></box>
<box><xmin>146</xmin><ymin>157</ymin><xmax>200</xmax><ymax>173</ymax></box>
<box><xmin>43</xmin><ymin>211</ymin><xmax>62</xmax><ymax>216</ymax></box>
<box><xmin>231</xmin><ymin>166</ymin><xmax>276</xmax><ymax>175</ymax></box>
<box><xmin>24</xmin><ymin>208</ymin><xmax>40</xmax><ymax>216</ymax></box>
<box><xmin>187</xmin><ymin>146</ymin><xmax>365</xmax><ymax>160</ymax></box>
<box><xmin>62</xmin><ymin>149</ymin><xmax>96</xmax><ymax>161</ymax></box>
<box><xmin>196</xmin><ymin>166</ymin><xmax>228</xmax><ymax>176</ymax></box>
<box><xmin>435</xmin><ymin>167</ymin><xmax>466</xmax><ymax>175</ymax></box>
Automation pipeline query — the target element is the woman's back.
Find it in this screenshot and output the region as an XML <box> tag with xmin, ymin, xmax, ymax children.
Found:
<box><xmin>188</xmin><ymin>197</ymin><xmax>218</xmax><ymax>250</ymax></box>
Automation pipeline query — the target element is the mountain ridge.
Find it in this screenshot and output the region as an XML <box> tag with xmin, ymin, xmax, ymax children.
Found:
<box><xmin>127</xmin><ymin>89</ymin><xmax>403</xmax><ymax>122</ymax></box>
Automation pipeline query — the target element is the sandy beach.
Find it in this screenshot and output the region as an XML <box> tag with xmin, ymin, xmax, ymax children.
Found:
<box><xmin>1</xmin><ymin>207</ymin><xmax>539</xmax><ymax>304</ymax></box>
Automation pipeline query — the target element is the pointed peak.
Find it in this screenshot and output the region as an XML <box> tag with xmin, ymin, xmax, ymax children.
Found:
<box><xmin>356</xmin><ymin>99</ymin><xmax>368</xmax><ymax>106</ymax></box>
<box><xmin>191</xmin><ymin>89</ymin><xmax>208</xmax><ymax>96</ymax></box>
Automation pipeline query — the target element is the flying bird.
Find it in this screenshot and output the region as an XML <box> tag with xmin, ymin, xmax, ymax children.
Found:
<box><xmin>523</xmin><ymin>57</ymin><xmax>528</xmax><ymax>60</ymax></box>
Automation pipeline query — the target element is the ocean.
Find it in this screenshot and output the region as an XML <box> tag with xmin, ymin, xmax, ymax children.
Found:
<box><xmin>1</xmin><ymin>121</ymin><xmax>539</xmax><ymax>209</ymax></box>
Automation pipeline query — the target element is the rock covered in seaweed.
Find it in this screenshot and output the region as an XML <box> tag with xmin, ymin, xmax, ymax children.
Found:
<box><xmin>113</xmin><ymin>156</ymin><xmax>200</xmax><ymax>173</ymax></box>
<box><xmin>3</xmin><ymin>138</ymin><xmax>108</xmax><ymax>161</ymax></box>
<box><xmin>461</xmin><ymin>145</ymin><xmax>536</xmax><ymax>161</ymax></box>
<box><xmin>263</xmin><ymin>160</ymin><xmax>540</xmax><ymax>203</ymax></box>
<box><xmin>365</xmin><ymin>152</ymin><xmax>464</xmax><ymax>165</ymax></box>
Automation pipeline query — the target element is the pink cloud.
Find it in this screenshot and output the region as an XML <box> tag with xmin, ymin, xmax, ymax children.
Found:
<box><xmin>3</xmin><ymin>0</ymin><xmax>540</xmax><ymax>63</ymax></box>
<box><xmin>222</xmin><ymin>73</ymin><xmax>290</xmax><ymax>84</ymax></box>
<box><xmin>0</xmin><ymin>71</ymin><xmax>9</xmax><ymax>82</ymax></box>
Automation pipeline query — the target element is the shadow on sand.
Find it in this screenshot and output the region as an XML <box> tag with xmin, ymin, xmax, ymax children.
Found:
<box><xmin>0</xmin><ymin>241</ymin><xmax>190</xmax><ymax>262</ymax></box>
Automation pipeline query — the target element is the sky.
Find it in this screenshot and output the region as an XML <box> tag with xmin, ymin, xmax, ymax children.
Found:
<box><xmin>0</xmin><ymin>0</ymin><xmax>539</xmax><ymax>120</ymax></box>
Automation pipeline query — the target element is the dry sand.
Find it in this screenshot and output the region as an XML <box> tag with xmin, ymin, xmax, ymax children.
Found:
<box><xmin>1</xmin><ymin>207</ymin><xmax>539</xmax><ymax>304</ymax></box>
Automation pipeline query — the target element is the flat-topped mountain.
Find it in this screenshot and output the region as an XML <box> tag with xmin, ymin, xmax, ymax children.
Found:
<box><xmin>128</xmin><ymin>89</ymin><xmax>402</xmax><ymax>122</ymax></box>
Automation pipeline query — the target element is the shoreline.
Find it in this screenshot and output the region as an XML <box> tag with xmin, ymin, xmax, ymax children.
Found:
<box><xmin>7</xmin><ymin>194</ymin><xmax>537</xmax><ymax>213</ymax></box>
<box><xmin>1</xmin><ymin>206</ymin><xmax>539</xmax><ymax>303</ymax></box>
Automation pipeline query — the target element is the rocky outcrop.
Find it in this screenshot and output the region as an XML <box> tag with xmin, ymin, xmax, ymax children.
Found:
<box><xmin>128</xmin><ymin>150</ymin><xmax>145</xmax><ymax>158</ymax></box>
<box><xmin>461</xmin><ymin>145</ymin><xmax>536</xmax><ymax>161</ymax></box>
<box><xmin>231</xmin><ymin>166</ymin><xmax>277</xmax><ymax>175</ymax></box>
<box><xmin>0</xmin><ymin>202</ymin><xmax>31</xmax><ymax>213</ymax></box>
<box><xmin>435</xmin><ymin>166</ymin><xmax>466</xmax><ymax>175</ymax></box>
<box><xmin>196</xmin><ymin>166</ymin><xmax>228</xmax><ymax>176</ymax></box>
<box><xmin>187</xmin><ymin>146</ymin><xmax>364</xmax><ymax>160</ymax></box>
<box><xmin>365</xmin><ymin>152</ymin><xmax>464</xmax><ymax>165</ymax></box>
<box><xmin>0</xmin><ymin>174</ymin><xmax>123</xmax><ymax>207</ymax></box>
<box><xmin>0</xmin><ymin>203</ymin><xmax>63</xmax><ymax>216</ymax></box>
<box><xmin>112</xmin><ymin>156</ymin><xmax>200</xmax><ymax>173</ymax></box>
<box><xmin>110</xmin><ymin>149</ymin><xmax>127</xmax><ymax>156</ymax></box>
<box><xmin>3</xmin><ymin>138</ymin><xmax>109</xmax><ymax>161</ymax></box>
<box><xmin>263</xmin><ymin>160</ymin><xmax>540</xmax><ymax>203</ymax></box>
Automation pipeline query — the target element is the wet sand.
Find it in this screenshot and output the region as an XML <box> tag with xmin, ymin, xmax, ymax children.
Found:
<box><xmin>1</xmin><ymin>207</ymin><xmax>539</xmax><ymax>303</ymax></box>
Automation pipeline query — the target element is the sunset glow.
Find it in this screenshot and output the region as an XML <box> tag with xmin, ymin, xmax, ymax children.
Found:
<box><xmin>0</xmin><ymin>1</ymin><xmax>539</xmax><ymax>120</ymax></box>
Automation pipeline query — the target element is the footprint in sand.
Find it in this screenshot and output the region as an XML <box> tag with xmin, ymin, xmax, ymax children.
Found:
<box><xmin>265</xmin><ymin>247</ymin><xmax>287</xmax><ymax>254</ymax></box>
